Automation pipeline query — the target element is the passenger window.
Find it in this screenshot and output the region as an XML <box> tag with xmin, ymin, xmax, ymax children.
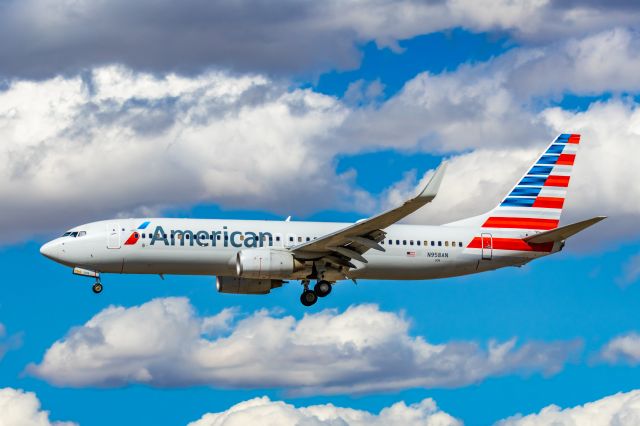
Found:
<box><xmin>276</xmin><ymin>236</ymin><xmax>281</xmax><ymax>241</ymax></box>
<box><xmin>424</xmin><ymin>240</ymin><xmax>428</xmax><ymax>246</ymax></box>
<box><xmin>217</xmin><ymin>235</ymin><xmax>221</xmax><ymax>240</ymax></box>
<box><xmin>459</xmin><ymin>242</ymin><xmax>463</xmax><ymax>247</ymax></box>
<box><xmin>431</xmin><ymin>241</ymin><xmax>435</xmax><ymax>246</ymax></box>
<box><xmin>306</xmin><ymin>237</ymin><xmax>310</xmax><ymax>242</ymax></box>
<box><xmin>445</xmin><ymin>241</ymin><xmax>449</xmax><ymax>247</ymax></box>
<box><xmin>186</xmin><ymin>234</ymin><xmax>190</xmax><ymax>239</ymax></box>
<box><xmin>289</xmin><ymin>236</ymin><xmax>294</xmax><ymax>242</ymax></box>
<box><xmin>298</xmin><ymin>237</ymin><xmax>302</xmax><ymax>242</ymax></box>
<box><xmin>410</xmin><ymin>240</ymin><xmax>414</xmax><ymax>245</ymax></box>
<box><xmin>438</xmin><ymin>241</ymin><xmax>442</xmax><ymax>246</ymax></box>
<box><xmin>403</xmin><ymin>240</ymin><xmax>407</xmax><ymax>245</ymax></box>
<box><xmin>388</xmin><ymin>240</ymin><xmax>392</xmax><ymax>245</ymax></box>
<box><xmin>396</xmin><ymin>240</ymin><xmax>400</xmax><ymax>245</ymax></box>
<box><xmin>417</xmin><ymin>241</ymin><xmax>421</xmax><ymax>246</ymax></box>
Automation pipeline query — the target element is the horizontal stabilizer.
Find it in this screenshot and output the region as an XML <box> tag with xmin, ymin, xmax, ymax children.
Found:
<box><xmin>524</xmin><ymin>216</ymin><xmax>606</xmax><ymax>244</ymax></box>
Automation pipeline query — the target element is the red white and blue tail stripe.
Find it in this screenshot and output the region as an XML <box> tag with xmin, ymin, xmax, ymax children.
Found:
<box><xmin>481</xmin><ymin>133</ymin><xmax>580</xmax><ymax>231</ymax></box>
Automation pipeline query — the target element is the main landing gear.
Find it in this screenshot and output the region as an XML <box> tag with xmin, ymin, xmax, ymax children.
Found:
<box><xmin>300</xmin><ymin>280</ymin><xmax>333</xmax><ymax>306</ymax></box>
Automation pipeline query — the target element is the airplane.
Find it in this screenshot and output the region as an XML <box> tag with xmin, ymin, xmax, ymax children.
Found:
<box><xmin>40</xmin><ymin>133</ymin><xmax>605</xmax><ymax>306</ymax></box>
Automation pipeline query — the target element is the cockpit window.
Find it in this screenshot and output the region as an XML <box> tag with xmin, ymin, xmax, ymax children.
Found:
<box><xmin>62</xmin><ymin>231</ymin><xmax>86</xmax><ymax>237</ymax></box>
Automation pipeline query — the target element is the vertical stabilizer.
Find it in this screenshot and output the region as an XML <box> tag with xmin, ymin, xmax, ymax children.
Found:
<box><xmin>447</xmin><ymin>133</ymin><xmax>581</xmax><ymax>231</ymax></box>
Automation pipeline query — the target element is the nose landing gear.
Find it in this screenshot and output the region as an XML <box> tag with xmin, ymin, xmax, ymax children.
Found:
<box><xmin>72</xmin><ymin>267</ymin><xmax>103</xmax><ymax>294</ymax></box>
<box><xmin>299</xmin><ymin>280</ymin><xmax>333</xmax><ymax>306</ymax></box>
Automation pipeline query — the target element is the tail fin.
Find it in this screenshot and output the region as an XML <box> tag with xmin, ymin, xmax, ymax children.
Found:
<box><xmin>448</xmin><ymin>133</ymin><xmax>581</xmax><ymax>230</ymax></box>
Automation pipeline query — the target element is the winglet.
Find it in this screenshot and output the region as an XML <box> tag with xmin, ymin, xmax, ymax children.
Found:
<box><xmin>417</xmin><ymin>162</ymin><xmax>447</xmax><ymax>200</ymax></box>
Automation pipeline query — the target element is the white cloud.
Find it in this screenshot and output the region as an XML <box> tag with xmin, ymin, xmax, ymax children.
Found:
<box><xmin>3</xmin><ymin>29</ymin><xmax>640</xmax><ymax>246</ymax></box>
<box><xmin>506</xmin><ymin>28</ymin><xmax>640</xmax><ymax>99</ymax></box>
<box><xmin>599</xmin><ymin>332</ymin><xmax>640</xmax><ymax>365</ymax></box>
<box><xmin>188</xmin><ymin>396</ymin><xmax>461</xmax><ymax>426</ymax></box>
<box><xmin>496</xmin><ymin>389</ymin><xmax>640</xmax><ymax>426</ymax></box>
<box><xmin>28</xmin><ymin>298</ymin><xmax>580</xmax><ymax>394</ymax></box>
<box><xmin>1</xmin><ymin>0</ymin><xmax>639</xmax><ymax>78</ymax></box>
<box><xmin>0</xmin><ymin>65</ymin><xmax>367</xmax><ymax>243</ymax></box>
<box><xmin>0</xmin><ymin>387</ymin><xmax>76</xmax><ymax>426</ymax></box>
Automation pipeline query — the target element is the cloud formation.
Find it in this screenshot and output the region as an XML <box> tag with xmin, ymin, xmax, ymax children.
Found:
<box><xmin>3</xmin><ymin>29</ymin><xmax>640</xmax><ymax>246</ymax></box>
<box><xmin>188</xmin><ymin>396</ymin><xmax>461</xmax><ymax>426</ymax></box>
<box><xmin>1</xmin><ymin>0</ymin><xmax>639</xmax><ymax>78</ymax></box>
<box><xmin>28</xmin><ymin>298</ymin><xmax>580</xmax><ymax>394</ymax></box>
<box><xmin>599</xmin><ymin>332</ymin><xmax>640</xmax><ymax>365</ymax></box>
<box><xmin>0</xmin><ymin>387</ymin><xmax>76</xmax><ymax>426</ymax></box>
<box><xmin>496</xmin><ymin>389</ymin><xmax>640</xmax><ymax>426</ymax></box>
<box><xmin>0</xmin><ymin>66</ymin><xmax>365</xmax><ymax>243</ymax></box>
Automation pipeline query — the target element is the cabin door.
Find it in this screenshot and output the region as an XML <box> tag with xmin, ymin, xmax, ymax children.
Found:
<box><xmin>481</xmin><ymin>233</ymin><xmax>492</xmax><ymax>260</ymax></box>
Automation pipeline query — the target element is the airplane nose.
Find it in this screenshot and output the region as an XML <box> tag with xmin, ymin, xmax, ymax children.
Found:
<box><xmin>40</xmin><ymin>241</ymin><xmax>58</xmax><ymax>260</ymax></box>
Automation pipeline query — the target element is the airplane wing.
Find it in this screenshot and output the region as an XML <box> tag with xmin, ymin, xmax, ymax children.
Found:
<box><xmin>289</xmin><ymin>163</ymin><xmax>447</xmax><ymax>268</ymax></box>
<box><xmin>523</xmin><ymin>216</ymin><xmax>606</xmax><ymax>244</ymax></box>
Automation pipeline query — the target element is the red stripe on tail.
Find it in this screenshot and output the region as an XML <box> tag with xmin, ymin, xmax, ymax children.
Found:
<box><xmin>482</xmin><ymin>217</ymin><xmax>559</xmax><ymax>230</ymax></box>
<box><xmin>544</xmin><ymin>175</ymin><xmax>570</xmax><ymax>187</ymax></box>
<box><xmin>533</xmin><ymin>197</ymin><xmax>565</xmax><ymax>209</ymax></box>
<box><xmin>556</xmin><ymin>154</ymin><xmax>575</xmax><ymax>165</ymax></box>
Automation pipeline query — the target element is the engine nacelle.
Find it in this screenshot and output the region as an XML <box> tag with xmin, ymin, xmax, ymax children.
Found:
<box><xmin>236</xmin><ymin>249</ymin><xmax>302</xmax><ymax>279</ymax></box>
<box><xmin>216</xmin><ymin>276</ymin><xmax>283</xmax><ymax>294</ymax></box>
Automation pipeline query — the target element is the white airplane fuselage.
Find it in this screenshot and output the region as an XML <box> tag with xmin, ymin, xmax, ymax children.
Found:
<box><xmin>40</xmin><ymin>217</ymin><xmax>558</xmax><ymax>281</ymax></box>
<box><xmin>40</xmin><ymin>134</ymin><xmax>601</xmax><ymax>305</ymax></box>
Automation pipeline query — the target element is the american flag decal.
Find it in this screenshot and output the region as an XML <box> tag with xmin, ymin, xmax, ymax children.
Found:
<box><xmin>406</xmin><ymin>251</ymin><xmax>416</xmax><ymax>257</ymax></box>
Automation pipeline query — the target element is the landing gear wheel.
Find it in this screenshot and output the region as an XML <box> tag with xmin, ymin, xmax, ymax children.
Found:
<box><xmin>92</xmin><ymin>282</ymin><xmax>103</xmax><ymax>294</ymax></box>
<box><xmin>300</xmin><ymin>289</ymin><xmax>318</xmax><ymax>306</ymax></box>
<box><xmin>314</xmin><ymin>281</ymin><xmax>332</xmax><ymax>297</ymax></box>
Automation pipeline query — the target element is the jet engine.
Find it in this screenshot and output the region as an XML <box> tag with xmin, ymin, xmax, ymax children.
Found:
<box><xmin>236</xmin><ymin>249</ymin><xmax>304</xmax><ymax>279</ymax></box>
<box><xmin>216</xmin><ymin>276</ymin><xmax>283</xmax><ymax>294</ymax></box>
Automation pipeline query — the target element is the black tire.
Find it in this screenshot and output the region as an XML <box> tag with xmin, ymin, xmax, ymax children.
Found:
<box><xmin>300</xmin><ymin>290</ymin><xmax>317</xmax><ymax>306</ymax></box>
<box><xmin>314</xmin><ymin>281</ymin><xmax>332</xmax><ymax>297</ymax></box>
<box><xmin>92</xmin><ymin>283</ymin><xmax>103</xmax><ymax>294</ymax></box>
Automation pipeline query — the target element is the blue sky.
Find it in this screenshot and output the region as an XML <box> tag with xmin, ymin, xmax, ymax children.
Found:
<box><xmin>1</xmin><ymin>2</ymin><xmax>640</xmax><ymax>425</ymax></box>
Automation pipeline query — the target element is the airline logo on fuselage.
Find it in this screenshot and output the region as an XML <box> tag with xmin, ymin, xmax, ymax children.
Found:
<box><xmin>144</xmin><ymin>225</ymin><xmax>273</xmax><ymax>248</ymax></box>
